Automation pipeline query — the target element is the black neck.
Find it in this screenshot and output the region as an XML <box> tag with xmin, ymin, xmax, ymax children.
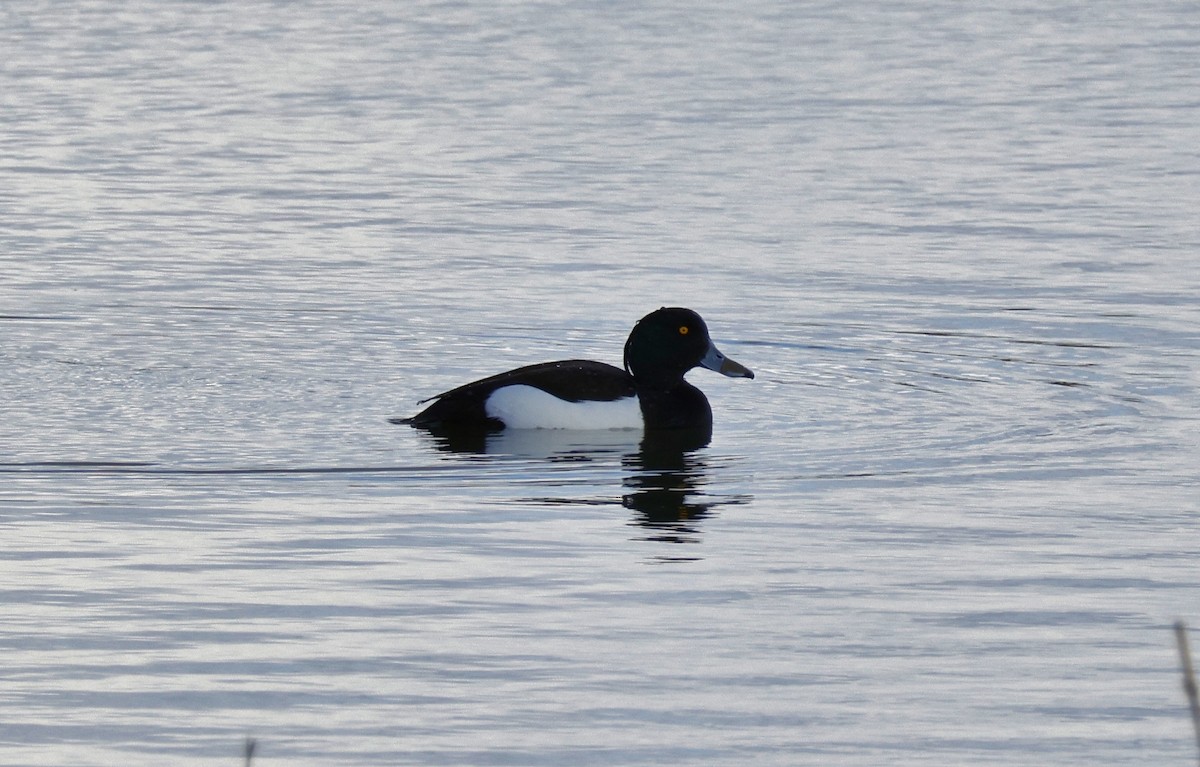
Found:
<box><xmin>636</xmin><ymin>380</ymin><xmax>713</xmax><ymax>432</ymax></box>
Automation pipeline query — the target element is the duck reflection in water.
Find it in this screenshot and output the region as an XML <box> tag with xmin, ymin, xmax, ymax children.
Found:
<box><xmin>404</xmin><ymin>424</ymin><xmax>750</xmax><ymax>545</ymax></box>
<box><xmin>621</xmin><ymin>428</ymin><xmax>731</xmax><ymax>545</ymax></box>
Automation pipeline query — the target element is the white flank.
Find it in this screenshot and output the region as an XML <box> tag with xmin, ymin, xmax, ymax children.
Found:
<box><xmin>485</xmin><ymin>385</ymin><xmax>643</xmax><ymax>430</ymax></box>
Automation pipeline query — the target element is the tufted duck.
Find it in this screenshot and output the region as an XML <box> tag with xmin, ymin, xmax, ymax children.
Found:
<box><xmin>397</xmin><ymin>307</ymin><xmax>753</xmax><ymax>434</ymax></box>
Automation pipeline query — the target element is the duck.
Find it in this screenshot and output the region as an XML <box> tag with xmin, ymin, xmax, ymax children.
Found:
<box><xmin>397</xmin><ymin>307</ymin><xmax>753</xmax><ymax>434</ymax></box>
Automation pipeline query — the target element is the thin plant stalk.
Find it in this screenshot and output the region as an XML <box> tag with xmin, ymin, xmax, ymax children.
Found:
<box><xmin>1175</xmin><ymin>621</ymin><xmax>1200</xmax><ymax>766</ymax></box>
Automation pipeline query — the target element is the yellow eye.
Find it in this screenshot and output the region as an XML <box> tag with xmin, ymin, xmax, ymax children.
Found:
<box><xmin>679</xmin><ymin>326</ymin><xmax>689</xmax><ymax>335</ymax></box>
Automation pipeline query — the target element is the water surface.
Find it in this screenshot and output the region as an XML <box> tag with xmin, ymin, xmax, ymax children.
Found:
<box><xmin>3</xmin><ymin>1</ymin><xmax>1199</xmax><ymax>765</ymax></box>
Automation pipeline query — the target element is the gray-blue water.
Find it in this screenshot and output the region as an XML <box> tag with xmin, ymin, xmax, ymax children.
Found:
<box><xmin>3</xmin><ymin>2</ymin><xmax>1199</xmax><ymax>764</ymax></box>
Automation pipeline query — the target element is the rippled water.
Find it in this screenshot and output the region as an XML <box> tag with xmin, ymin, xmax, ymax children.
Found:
<box><xmin>3</xmin><ymin>1</ymin><xmax>1199</xmax><ymax>765</ymax></box>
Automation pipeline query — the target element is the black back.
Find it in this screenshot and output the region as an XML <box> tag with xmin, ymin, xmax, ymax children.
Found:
<box><xmin>402</xmin><ymin>359</ymin><xmax>634</xmax><ymax>430</ymax></box>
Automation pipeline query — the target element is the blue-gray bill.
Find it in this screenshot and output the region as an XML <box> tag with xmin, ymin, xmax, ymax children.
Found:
<box><xmin>700</xmin><ymin>343</ymin><xmax>754</xmax><ymax>379</ymax></box>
